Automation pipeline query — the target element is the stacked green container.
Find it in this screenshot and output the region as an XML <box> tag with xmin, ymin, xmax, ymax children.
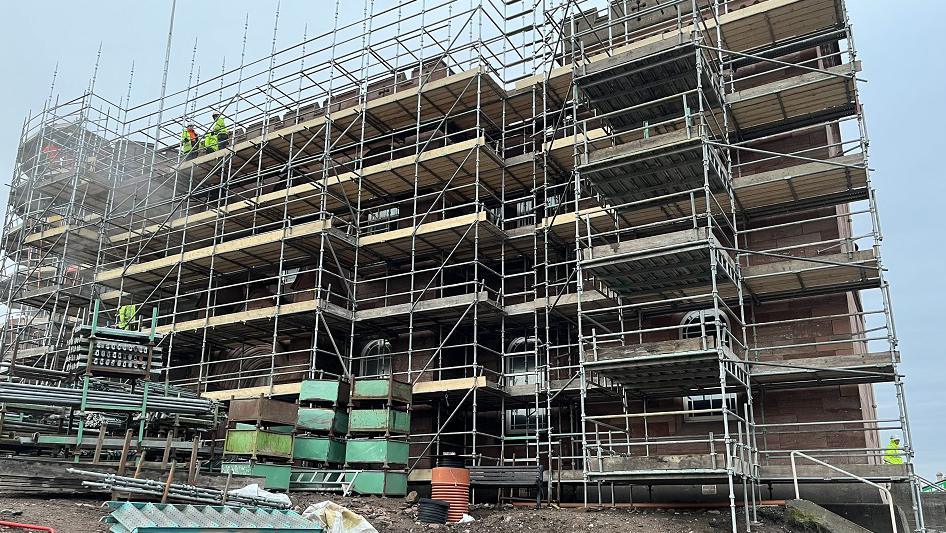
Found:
<box><xmin>222</xmin><ymin>397</ymin><xmax>298</xmax><ymax>490</ymax></box>
<box><xmin>293</xmin><ymin>379</ymin><xmax>350</xmax><ymax>466</ymax></box>
<box><xmin>344</xmin><ymin>376</ymin><xmax>412</xmax><ymax>496</ymax></box>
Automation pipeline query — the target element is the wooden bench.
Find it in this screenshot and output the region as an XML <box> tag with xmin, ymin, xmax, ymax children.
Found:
<box><xmin>469</xmin><ymin>464</ymin><xmax>545</xmax><ymax>508</ymax></box>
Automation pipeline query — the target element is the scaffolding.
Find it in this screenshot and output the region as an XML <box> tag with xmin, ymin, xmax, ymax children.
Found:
<box><xmin>0</xmin><ymin>1</ymin><xmax>926</xmax><ymax>531</ymax></box>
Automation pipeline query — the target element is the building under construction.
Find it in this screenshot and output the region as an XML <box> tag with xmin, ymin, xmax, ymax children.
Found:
<box><xmin>0</xmin><ymin>0</ymin><xmax>932</xmax><ymax>530</ymax></box>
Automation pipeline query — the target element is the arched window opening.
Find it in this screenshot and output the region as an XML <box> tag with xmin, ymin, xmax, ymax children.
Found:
<box><xmin>680</xmin><ymin>310</ymin><xmax>736</xmax><ymax>422</ymax></box>
<box><xmin>505</xmin><ymin>336</ymin><xmax>545</xmax><ymax>386</ymax></box>
<box><xmin>359</xmin><ymin>338</ymin><xmax>392</xmax><ymax>377</ymax></box>
<box><xmin>504</xmin><ymin>336</ymin><xmax>547</xmax><ymax>435</ymax></box>
<box><xmin>680</xmin><ymin>309</ymin><xmax>731</xmax><ymax>348</ymax></box>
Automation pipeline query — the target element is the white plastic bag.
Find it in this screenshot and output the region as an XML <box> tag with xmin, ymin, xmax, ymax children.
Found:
<box><xmin>459</xmin><ymin>513</ymin><xmax>475</xmax><ymax>523</ymax></box>
<box><xmin>228</xmin><ymin>483</ymin><xmax>292</xmax><ymax>508</ymax></box>
<box><xmin>302</xmin><ymin>501</ymin><xmax>378</xmax><ymax>533</ymax></box>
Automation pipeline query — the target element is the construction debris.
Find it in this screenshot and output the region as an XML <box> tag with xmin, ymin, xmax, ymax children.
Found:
<box><xmin>302</xmin><ymin>501</ymin><xmax>378</xmax><ymax>533</ymax></box>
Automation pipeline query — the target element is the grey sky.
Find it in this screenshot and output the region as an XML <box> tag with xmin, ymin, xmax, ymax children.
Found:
<box><xmin>0</xmin><ymin>2</ymin><xmax>942</xmax><ymax>477</ymax></box>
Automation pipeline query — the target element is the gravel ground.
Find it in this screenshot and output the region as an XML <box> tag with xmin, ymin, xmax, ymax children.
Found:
<box><xmin>0</xmin><ymin>493</ymin><xmax>800</xmax><ymax>533</ymax></box>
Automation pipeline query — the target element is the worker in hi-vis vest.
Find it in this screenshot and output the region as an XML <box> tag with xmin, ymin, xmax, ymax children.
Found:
<box><xmin>181</xmin><ymin>123</ymin><xmax>198</xmax><ymax>156</ymax></box>
<box><xmin>211</xmin><ymin>111</ymin><xmax>229</xmax><ymax>150</ymax></box>
<box><xmin>117</xmin><ymin>304</ymin><xmax>137</xmax><ymax>331</ymax></box>
<box><xmin>203</xmin><ymin>128</ymin><xmax>219</xmax><ymax>154</ymax></box>
<box><xmin>883</xmin><ymin>436</ymin><xmax>904</xmax><ymax>465</ymax></box>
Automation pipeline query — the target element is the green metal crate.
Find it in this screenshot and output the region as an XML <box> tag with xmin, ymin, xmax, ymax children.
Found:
<box><xmin>223</xmin><ymin>429</ymin><xmax>293</xmax><ymax>460</ymax></box>
<box><xmin>346</xmin><ymin>470</ymin><xmax>408</xmax><ymax>496</ymax></box>
<box><xmin>221</xmin><ymin>462</ymin><xmax>292</xmax><ymax>491</ymax></box>
<box><xmin>297</xmin><ymin>407</ymin><xmax>348</xmax><ymax>434</ymax></box>
<box><xmin>299</xmin><ymin>379</ymin><xmax>350</xmax><ymax>405</ymax></box>
<box><xmin>348</xmin><ymin>408</ymin><xmax>410</xmax><ymax>435</ymax></box>
<box><xmin>351</xmin><ymin>378</ymin><xmax>412</xmax><ymax>405</ymax></box>
<box><xmin>293</xmin><ymin>436</ymin><xmax>346</xmax><ymax>464</ymax></box>
<box><xmin>345</xmin><ymin>438</ymin><xmax>409</xmax><ymax>467</ymax></box>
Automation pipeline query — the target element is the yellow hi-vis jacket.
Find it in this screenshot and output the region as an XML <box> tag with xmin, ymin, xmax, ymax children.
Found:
<box><xmin>212</xmin><ymin>115</ymin><xmax>228</xmax><ymax>136</ymax></box>
<box><xmin>204</xmin><ymin>131</ymin><xmax>219</xmax><ymax>152</ymax></box>
<box><xmin>883</xmin><ymin>439</ymin><xmax>904</xmax><ymax>465</ymax></box>
<box><xmin>118</xmin><ymin>304</ymin><xmax>137</xmax><ymax>330</ymax></box>
<box><xmin>181</xmin><ymin>129</ymin><xmax>195</xmax><ymax>153</ymax></box>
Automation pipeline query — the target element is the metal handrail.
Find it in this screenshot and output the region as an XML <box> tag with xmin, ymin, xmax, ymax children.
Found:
<box><xmin>917</xmin><ymin>474</ymin><xmax>946</xmax><ymax>493</ymax></box>
<box><xmin>790</xmin><ymin>450</ymin><xmax>898</xmax><ymax>533</ymax></box>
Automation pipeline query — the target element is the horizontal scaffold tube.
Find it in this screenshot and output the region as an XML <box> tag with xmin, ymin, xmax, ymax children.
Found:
<box><xmin>0</xmin><ymin>382</ymin><xmax>213</xmax><ymax>415</ymax></box>
<box><xmin>67</xmin><ymin>469</ymin><xmax>289</xmax><ymax>509</ymax></box>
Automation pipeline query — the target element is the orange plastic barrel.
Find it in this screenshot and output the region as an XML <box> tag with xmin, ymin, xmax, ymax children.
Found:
<box><xmin>430</xmin><ymin>466</ymin><xmax>470</xmax><ymax>523</ymax></box>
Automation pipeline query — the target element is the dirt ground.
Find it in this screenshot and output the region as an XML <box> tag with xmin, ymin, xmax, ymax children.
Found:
<box><xmin>0</xmin><ymin>497</ymin><xmax>110</xmax><ymax>532</ymax></box>
<box><xmin>0</xmin><ymin>494</ymin><xmax>801</xmax><ymax>532</ymax></box>
<box><xmin>299</xmin><ymin>494</ymin><xmax>801</xmax><ymax>533</ymax></box>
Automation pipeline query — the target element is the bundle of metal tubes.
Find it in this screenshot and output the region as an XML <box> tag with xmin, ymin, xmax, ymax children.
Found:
<box><xmin>0</xmin><ymin>382</ymin><xmax>214</xmax><ymax>415</ymax></box>
<box><xmin>88</xmin><ymin>378</ymin><xmax>199</xmax><ymax>399</ymax></box>
<box><xmin>0</xmin><ymin>419</ymin><xmax>60</xmax><ymax>433</ymax></box>
<box><xmin>66</xmin><ymin>469</ymin><xmax>290</xmax><ymax>509</ymax></box>
<box><xmin>0</xmin><ymin>414</ymin><xmax>122</xmax><ymax>434</ymax></box>
<box><xmin>0</xmin><ymin>362</ymin><xmax>69</xmax><ymax>381</ymax></box>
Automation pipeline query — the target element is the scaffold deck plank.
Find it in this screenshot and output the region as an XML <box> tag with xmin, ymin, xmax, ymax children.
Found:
<box><xmin>541</xmin><ymin>153</ymin><xmax>866</xmax><ymax>247</ymax></box>
<box><xmin>588</xmin><ymin>453</ymin><xmax>751</xmax><ymax>483</ymax></box>
<box><xmin>760</xmin><ymin>463</ymin><xmax>909</xmax><ymax>484</ymax></box>
<box><xmin>199</xmin><ymin>375</ymin><xmax>499</xmax><ymax>402</ymax></box>
<box><xmin>714</xmin><ymin>0</ymin><xmax>842</xmax><ymax>53</ymax></box>
<box><xmin>504</xmin><ymin>286</ymin><xmax>615</xmax><ymax>318</ymax></box>
<box><xmin>585</xmin><ymin>341</ymin><xmax>746</xmax><ymax>397</ymax></box>
<box><xmin>109</xmin><ymin>136</ymin><xmax>509</xmax><ymax>255</ymax></box>
<box><xmin>154</xmin><ymin>297</ymin><xmax>352</xmax><ymax>336</ymax></box>
<box><xmin>12</xmin><ymin>167</ymin><xmax>110</xmax><ymax>211</ymax></box>
<box><xmin>580</xmin><ymin>229</ymin><xmax>876</xmax><ymax>306</ymax></box>
<box><xmin>728</xmin><ymin>63</ymin><xmax>857</xmax><ymax>135</ymax></box>
<box><xmin>358</xmin><ymin>210</ymin><xmax>505</xmax><ymax>260</ymax></box>
<box><xmin>101</xmin><ymin>210</ymin><xmax>507</xmax><ymax>296</ymax></box>
<box><xmin>12</xmin><ymin>284</ymin><xmax>92</xmax><ymax>314</ymax></box>
<box><xmin>751</xmin><ymin>352</ymin><xmax>897</xmax><ymax>388</ymax></box>
<box><xmin>742</xmin><ymin>249</ymin><xmax>878</xmax><ymax>301</ymax></box>
<box><xmin>125</xmin><ymin>139</ymin><xmax>507</xmax><ymax>247</ymax></box>
<box><xmin>582</xmin><ymin>227</ymin><xmax>738</xmax><ymax>298</ymax></box>
<box><xmin>151</xmin><ymin>288</ymin><xmax>501</xmax><ymax>341</ymax></box>
<box><xmin>732</xmin><ymin>153</ymin><xmax>866</xmax><ymax>213</ymax></box>
<box><xmin>22</xmin><ymin>227</ymin><xmax>102</xmax><ymax>265</ymax></box>
<box><xmin>97</xmin><ymin>219</ymin><xmax>339</xmax><ymax>288</ymax></box>
<box><xmin>356</xmin><ymin>290</ymin><xmax>502</xmax><ymax>326</ymax></box>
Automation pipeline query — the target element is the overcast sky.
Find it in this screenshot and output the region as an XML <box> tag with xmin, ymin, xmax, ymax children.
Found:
<box><xmin>0</xmin><ymin>2</ymin><xmax>943</xmax><ymax>477</ymax></box>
